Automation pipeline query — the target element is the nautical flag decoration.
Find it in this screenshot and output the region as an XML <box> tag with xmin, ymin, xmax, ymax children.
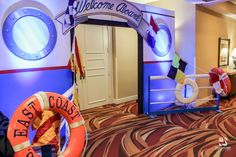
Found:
<box><xmin>147</xmin><ymin>32</ymin><xmax>156</xmax><ymax>49</ymax></box>
<box><xmin>146</xmin><ymin>15</ymin><xmax>172</xmax><ymax>57</ymax></box>
<box><xmin>70</xmin><ymin>36</ymin><xmax>85</xmax><ymax>79</ymax></box>
<box><xmin>73</xmin><ymin>83</ymin><xmax>79</xmax><ymax>106</ymax></box>
<box><xmin>32</xmin><ymin>111</ymin><xmax>61</xmax><ymax>154</ymax></box>
<box><xmin>33</xmin><ymin>145</ymin><xmax>57</xmax><ymax>157</ymax></box>
<box><xmin>31</xmin><ymin>35</ymin><xmax>86</xmax><ymax>153</ymax></box>
<box><xmin>147</xmin><ymin>15</ymin><xmax>158</xmax><ymax>48</ymax></box>
<box><xmin>64</xmin><ymin>0</ymin><xmax>76</xmax><ymax>26</ymax></box>
<box><xmin>150</xmin><ymin>15</ymin><xmax>159</xmax><ymax>34</ymax></box>
<box><xmin>167</xmin><ymin>53</ymin><xmax>187</xmax><ymax>83</ymax></box>
<box><xmin>68</xmin><ymin>33</ymin><xmax>85</xmax><ymax>106</ymax></box>
<box><xmin>69</xmin><ymin>54</ymin><xmax>75</xmax><ymax>73</ymax></box>
<box><xmin>74</xmin><ymin>36</ymin><xmax>85</xmax><ymax>79</ymax></box>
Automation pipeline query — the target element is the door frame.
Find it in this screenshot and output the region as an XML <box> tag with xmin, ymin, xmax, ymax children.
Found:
<box><xmin>78</xmin><ymin>19</ymin><xmax>144</xmax><ymax>114</ymax></box>
<box><xmin>75</xmin><ymin>25</ymin><xmax>113</xmax><ymax>109</ymax></box>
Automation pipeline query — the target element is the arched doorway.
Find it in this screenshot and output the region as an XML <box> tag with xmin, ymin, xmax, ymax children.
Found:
<box><xmin>56</xmin><ymin>0</ymin><xmax>174</xmax><ymax>114</ymax></box>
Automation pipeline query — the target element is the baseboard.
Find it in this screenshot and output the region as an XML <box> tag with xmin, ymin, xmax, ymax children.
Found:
<box><xmin>113</xmin><ymin>95</ymin><xmax>137</xmax><ymax>104</ymax></box>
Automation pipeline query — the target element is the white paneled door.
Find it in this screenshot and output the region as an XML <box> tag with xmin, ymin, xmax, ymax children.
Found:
<box><xmin>76</xmin><ymin>24</ymin><xmax>112</xmax><ymax>110</ymax></box>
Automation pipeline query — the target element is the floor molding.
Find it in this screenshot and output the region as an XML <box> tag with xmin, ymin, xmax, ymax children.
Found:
<box><xmin>113</xmin><ymin>95</ymin><xmax>137</xmax><ymax>104</ymax></box>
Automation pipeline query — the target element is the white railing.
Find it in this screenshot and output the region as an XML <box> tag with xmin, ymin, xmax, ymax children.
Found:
<box><xmin>148</xmin><ymin>74</ymin><xmax>219</xmax><ymax>113</ymax></box>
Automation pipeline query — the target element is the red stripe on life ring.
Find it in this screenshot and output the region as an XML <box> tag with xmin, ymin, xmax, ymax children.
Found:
<box><xmin>209</xmin><ymin>67</ymin><xmax>231</xmax><ymax>97</ymax></box>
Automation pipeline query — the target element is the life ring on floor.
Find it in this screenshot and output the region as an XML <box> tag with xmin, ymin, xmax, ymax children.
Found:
<box><xmin>7</xmin><ymin>92</ymin><xmax>86</xmax><ymax>157</ymax></box>
<box><xmin>209</xmin><ymin>67</ymin><xmax>231</xmax><ymax>97</ymax></box>
<box><xmin>175</xmin><ymin>78</ymin><xmax>199</xmax><ymax>104</ymax></box>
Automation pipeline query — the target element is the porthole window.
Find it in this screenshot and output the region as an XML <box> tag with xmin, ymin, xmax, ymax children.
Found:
<box><xmin>2</xmin><ymin>8</ymin><xmax>57</xmax><ymax>61</ymax></box>
<box><xmin>153</xmin><ymin>24</ymin><xmax>172</xmax><ymax>57</ymax></box>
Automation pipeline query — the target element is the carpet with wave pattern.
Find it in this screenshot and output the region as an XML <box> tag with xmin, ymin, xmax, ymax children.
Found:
<box><xmin>81</xmin><ymin>97</ymin><xmax>236</xmax><ymax>157</ymax></box>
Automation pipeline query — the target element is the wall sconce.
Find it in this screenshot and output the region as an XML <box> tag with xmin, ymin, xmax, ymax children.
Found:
<box><xmin>231</xmin><ymin>48</ymin><xmax>236</xmax><ymax>69</ymax></box>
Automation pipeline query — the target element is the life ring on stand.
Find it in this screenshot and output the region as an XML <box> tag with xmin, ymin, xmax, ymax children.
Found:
<box><xmin>175</xmin><ymin>78</ymin><xmax>199</xmax><ymax>104</ymax></box>
<box><xmin>209</xmin><ymin>67</ymin><xmax>231</xmax><ymax>97</ymax></box>
<box><xmin>7</xmin><ymin>92</ymin><xmax>86</xmax><ymax>157</ymax></box>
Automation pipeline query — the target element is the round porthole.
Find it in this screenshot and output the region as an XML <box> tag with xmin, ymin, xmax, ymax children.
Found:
<box><xmin>2</xmin><ymin>7</ymin><xmax>57</xmax><ymax>61</ymax></box>
<box><xmin>155</xmin><ymin>24</ymin><xmax>172</xmax><ymax>56</ymax></box>
<box><xmin>152</xmin><ymin>23</ymin><xmax>172</xmax><ymax>57</ymax></box>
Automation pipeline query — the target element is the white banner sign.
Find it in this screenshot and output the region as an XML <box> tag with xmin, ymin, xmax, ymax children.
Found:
<box><xmin>56</xmin><ymin>0</ymin><xmax>145</xmax><ymax>34</ymax></box>
<box><xmin>75</xmin><ymin>0</ymin><xmax>142</xmax><ymax>26</ymax></box>
<box><xmin>56</xmin><ymin>0</ymin><xmax>171</xmax><ymax>58</ymax></box>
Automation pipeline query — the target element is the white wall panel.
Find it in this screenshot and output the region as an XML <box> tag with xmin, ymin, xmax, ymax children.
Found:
<box><xmin>0</xmin><ymin>0</ymin><xmax>70</xmax><ymax>70</ymax></box>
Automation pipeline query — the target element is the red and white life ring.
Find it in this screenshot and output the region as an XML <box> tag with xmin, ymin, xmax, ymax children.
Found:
<box><xmin>7</xmin><ymin>92</ymin><xmax>86</xmax><ymax>157</ymax></box>
<box><xmin>209</xmin><ymin>67</ymin><xmax>231</xmax><ymax>97</ymax></box>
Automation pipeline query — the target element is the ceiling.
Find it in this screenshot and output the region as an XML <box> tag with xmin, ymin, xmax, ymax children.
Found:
<box><xmin>201</xmin><ymin>0</ymin><xmax>236</xmax><ymax>20</ymax></box>
<box><xmin>128</xmin><ymin>0</ymin><xmax>234</xmax><ymax>5</ymax></box>
<box><xmin>127</xmin><ymin>0</ymin><xmax>236</xmax><ymax>20</ymax></box>
<box><xmin>229</xmin><ymin>0</ymin><xmax>236</xmax><ymax>4</ymax></box>
<box><xmin>129</xmin><ymin>0</ymin><xmax>236</xmax><ymax>20</ymax></box>
<box><xmin>127</xmin><ymin>0</ymin><xmax>158</xmax><ymax>4</ymax></box>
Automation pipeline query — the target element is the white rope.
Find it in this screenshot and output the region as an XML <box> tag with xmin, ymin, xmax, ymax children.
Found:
<box><xmin>186</xmin><ymin>62</ymin><xmax>209</xmax><ymax>74</ymax></box>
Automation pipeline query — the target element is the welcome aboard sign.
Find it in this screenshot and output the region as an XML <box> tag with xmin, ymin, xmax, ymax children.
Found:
<box><xmin>74</xmin><ymin>0</ymin><xmax>143</xmax><ymax>26</ymax></box>
<box><xmin>56</xmin><ymin>0</ymin><xmax>171</xmax><ymax>57</ymax></box>
<box><xmin>56</xmin><ymin>0</ymin><xmax>145</xmax><ymax>33</ymax></box>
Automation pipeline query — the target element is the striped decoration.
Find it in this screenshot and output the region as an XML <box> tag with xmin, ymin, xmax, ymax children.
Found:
<box><xmin>32</xmin><ymin>111</ymin><xmax>61</xmax><ymax>152</ymax></box>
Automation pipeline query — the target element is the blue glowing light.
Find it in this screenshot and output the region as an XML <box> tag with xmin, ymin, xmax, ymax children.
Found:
<box><xmin>156</xmin><ymin>29</ymin><xmax>169</xmax><ymax>53</ymax></box>
<box><xmin>2</xmin><ymin>8</ymin><xmax>57</xmax><ymax>60</ymax></box>
<box><xmin>13</xmin><ymin>16</ymin><xmax>49</xmax><ymax>54</ymax></box>
<box><xmin>152</xmin><ymin>24</ymin><xmax>172</xmax><ymax>57</ymax></box>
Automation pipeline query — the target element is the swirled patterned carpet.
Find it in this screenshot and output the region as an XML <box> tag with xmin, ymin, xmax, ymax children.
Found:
<box><xmin>81</xmin><ymin>98</ymin><xmax>236</xmax><ymax>157</ymax></box>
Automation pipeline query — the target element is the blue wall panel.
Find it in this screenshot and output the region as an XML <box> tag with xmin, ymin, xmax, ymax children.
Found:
<box><xmin>0</xmin><ymin>69</ymin><xmax>72</xmax><ymax>119</ymax></box>
<box><xmin>143</xmin><ymin>62</ymin><xmax>176</xmax><ymax>114</ymax></box>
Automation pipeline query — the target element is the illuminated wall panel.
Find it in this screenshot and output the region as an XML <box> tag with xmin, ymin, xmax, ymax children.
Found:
<box><xmin>142</xmin><ymin>8</ymin><xmax>175</xmax><ymax>114</ymax></box>
<box><xmin>0</xmin><ymin>1</ymin><xmax>72</xmax><ymax>119</ymax></box>
<box><xmin>0</xmin><ymin>0</ymin><xmax>70</xmax><ymax>70</ymax></box>
<box><xmin>0</xmin><ymin>70</ymin><xmax>72</xmax><ymax>119</ymax></box>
